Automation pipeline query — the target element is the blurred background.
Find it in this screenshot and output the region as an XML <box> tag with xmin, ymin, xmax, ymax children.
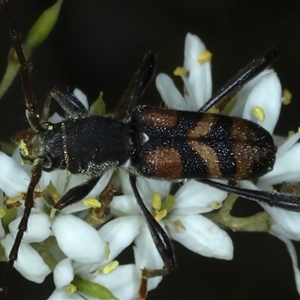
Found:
<box><xmin>0</xmin><ymin>0</ymin><xmax>300</xmax><ymax>299</ymax></box>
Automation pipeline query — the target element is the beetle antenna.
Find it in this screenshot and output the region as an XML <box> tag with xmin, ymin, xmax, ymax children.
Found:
<box><xmin>199</xmin><ymin>179</ymin><xmax>300</xmax><ymax>212</ymax></box>
<box><xmin>0</xmin><ymin>0</ymin><xmax>41</xmax><ymax>131</ymax></box>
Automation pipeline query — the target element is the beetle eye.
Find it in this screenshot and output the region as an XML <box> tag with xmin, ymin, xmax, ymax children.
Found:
<box><xmin>43</xmin><ymin>154</ymin><xmax>53</xmax><ymax>171</ymax></box>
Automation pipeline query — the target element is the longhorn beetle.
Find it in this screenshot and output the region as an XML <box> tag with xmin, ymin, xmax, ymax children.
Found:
<box><xmin>1</xmin><ymin>0</ymin><xmax>300</xmax><ymax>299</ymax></box>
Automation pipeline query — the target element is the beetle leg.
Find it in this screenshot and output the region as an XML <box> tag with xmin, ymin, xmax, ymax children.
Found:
<box><xmin>198</xmin><ymin>179</ymin><xmax>300</xmax><ymax>212</ymax></box>
<box><xmin>129</xmin><ymin>175</ymin><xmax>176</xmax><ymax>299</ymax></box>
<box><xmin>50</xmin><ymin>176</ymin><xmax>101</xmax><ymax>210</ymax></box>
<box><xmin>111</xmin><ymin>51</ymin><xmax>155</xmax><ymax>121</ymax></box>
<box><xmin>129</xmin><ymin>174</ymin><xmax>176</xmax><ymax>272</ymax></box>
<box><xmin>48</xmin><ymin>87</ymin><xmax>89</xmax><ymax>119</ymax></box>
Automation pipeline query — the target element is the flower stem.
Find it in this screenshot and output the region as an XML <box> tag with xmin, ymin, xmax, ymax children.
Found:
<box><xmin>204</xmin><ymin>194</ymin><xmax>272</xmax><ymax>232</ymax></box>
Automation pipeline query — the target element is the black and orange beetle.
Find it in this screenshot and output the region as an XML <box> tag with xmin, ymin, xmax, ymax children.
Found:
<box><xmin>1</xmin><ymin>0</ymin><xmax>300</xmax><ymax>299</ymax></box>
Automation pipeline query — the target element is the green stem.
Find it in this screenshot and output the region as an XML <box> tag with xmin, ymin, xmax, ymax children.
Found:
<box><xmin>204</xmin><ymin>194</ymin><xmax>272</xmax><ymax>232</ymax></box>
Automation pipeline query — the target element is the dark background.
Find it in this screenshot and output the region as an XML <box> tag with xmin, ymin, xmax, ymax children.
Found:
<box><xmin>0</xmin><ymin>0</ymin><xmax>300</xmax><ymax>299</ymax></box>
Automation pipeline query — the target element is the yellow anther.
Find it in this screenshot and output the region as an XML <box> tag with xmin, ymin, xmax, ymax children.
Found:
<box><xmin>298</xmin><ymin>127</ymin><xmax>300</xmax><ymax>133</ymax></box>
<box><xmin>282</xmin><ymin>89</ymin><xmax>292</xmax><ymax>105</ymax></box>
<box><xmin>101</xmin><ymin>260</ymin><xmax>119</xmax><ymax>275</ymax></box>
<box><xmin>66</xmin><ymin>284</ymin><xmax>77</xmax><ymax>294</ymax></box>
<box><xmin>173</xmin><ymin>219</ymin><xmax>186</xmax><ymax>232</ymax></box>
<box><xmin>173</xmin><ymin>66</ymin><xmax>187</xmax><ymax>76</ymax></box>
<box><xmin>252</xmin><ymin>106</ymin><xmax>265</xmax><ymax>121</ymax></box>
<box><xmin>0</xmin><ymin>209</ymin><xmax>6</xmax><ymax>218</ymax></box>
<box><xmin>210</xmin><ymin>202</ymin><xmax>223</xmax><ymax>209</ymax></box>
<box><xmin>83</xmin><ymin>198</ymin><xmax>101</xmax><ymax>208</ymax></box>
<box><xmin>155</xmin><ymin>209</ymin><xmax>167</xmax><ymax>222</ymax></box>
<box><xmin>152</xmin><ymin>192</ymin><xmax>162</xmax><ymax>210</ymax></box>
<box><xmin>197</xmin><ymin>50</ymin><xmax>212</xmax><ymax>64</ymax></box>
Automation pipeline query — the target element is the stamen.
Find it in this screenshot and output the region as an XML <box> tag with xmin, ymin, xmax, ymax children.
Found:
<box><xmin>197</xmin><ymin>50</ymin><xmax>212</xmax><ymax>64</ymax></box>
<box><xmin>66</xmin><ymin>284</ymin><xmax>77</xmax><ymax>294</ymax></box>
<box><xmin>282</xmin><ymin>89</ymin><xmax>292</xmax><ymax>105</ymax></box>
<box><xmin>155</xmin><ymin>209</ymin><xmax>167</xmax><ymax>222</ymax></box>
<box><xmin>101</xmin><ymin>261</ymin><xmax>119</xmax><ymax>275</ymax></box>
<box><xmin>83</xmin><ymin>198</ymin><xmax>102</xmax><ymax>208</ymax></box>
<box><xmin>173</xmin><ymin>67</ymin><xmax>187</xmax><ymax>76</ymax></box>
<box><xmin>152</xmin><ymin>192</ymin><xmax>161</xmax><ymax>210</ymax></box>
<box><xmin>252</xmin><ymin>106</ymin><xmax>265</xmax><ymax>121</ymax></box>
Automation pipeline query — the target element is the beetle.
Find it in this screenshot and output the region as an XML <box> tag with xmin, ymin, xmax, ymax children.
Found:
<box><xmin>1</xmin><ymin>0</ymin><xmax>300</xmax><ymax>299</ymax></box>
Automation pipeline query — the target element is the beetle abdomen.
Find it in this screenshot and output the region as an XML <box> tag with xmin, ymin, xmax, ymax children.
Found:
<box><xmin>132</xmin><ymin>106</ymin><xmax>276</xmax><ymax>180</ymax></box>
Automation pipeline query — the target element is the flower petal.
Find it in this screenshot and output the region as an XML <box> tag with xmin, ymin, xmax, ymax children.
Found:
<box><xmin>137</xmin><ymin>176</ymin><xmax>172</xmax><ymax>202</ymax></box>
<box><xmin>166</xmin><ymin>214</ymin><xmax>233</xmax><ymax>260</ymax></box>
<box><xmin>91</xmin><ymin>264</ymin><xmax>140</xmax><ymax>299</ymax></box>
<box><xmin>258</xmin><ymin>143</ymin><xmax>300</xmax><ymax>186</ymax></box>
<box><xmin>110</xmin><ymin>195</ymin><xmax>140</xmax><ymax>216</ymax></box>
<box><xmin>230</xmin><ymin>69</ymin><xmax>273</xmax><ymax>117</ymax></box>
<box><xmin>40</xmin><ymin>170</ymin><xmax>69</xmax><ymax>194</ymax></box>
<box><xmin>1</xmin><ymin>234</ymin><xmax>51</xmax><ymax>283</ymax></box>
<box><xmin>155</xmin><ymin>74</ymin><xmax>188</xmax><ymax>110</ymax></box>
<box><xmin>173</xmin><ymin>179</ymin><xmax>227</xmax><ymax>215</ymax></box>
<box><xmin>52</xmin><ymin>214</ymin><xmax>106</xmax><ymax>263</ymax></box>
<box><xmin>73</xmin><ymin>88</ymin><xmax>88</xmax><ymax>110</ymax></box>
<box><xmin>53</xmin><ymin>258</ymin><xmax>74</xmax><ymax>289</ymax></box>
<box><xmin>242</xmin><ymin>70</ymin><xmax>281</xmax><ymax>133</ymax></box>
<box><xmin>87</xmin><ymin>169</ymin><xmax>114</xmax><ymax>198</ymax></box>
<box><xmin>9</xmin><ymin>213</ymin><xmax>51</xmax><ymax>243</ymax></box>
<box><xmin>183</xmin><ymin>33</ymin><xmax>212</xmax><ymax>110</ymax></box>
<box><xmin>134</xmin><ymin>223</ymin><xmax>164</xmax><ymax>290</ymax></box>
<box><xmin>48</xmin><ymin>112</ymin><xmax>64</xmax><ymax>124</ymax></box>
<box><xmin>266</xmin><ymin>208</ymin><xmax>300</xmax><ymax>241</ymax></box>
<box><xmin>0</xmin><ymin>152</ymin><xmax>30</xmax><ymax>196</ymax></box>
<box><xmin>98</xmin><ymin>216</ymin><xmax>141</xmax><ymax>261</ymax></box>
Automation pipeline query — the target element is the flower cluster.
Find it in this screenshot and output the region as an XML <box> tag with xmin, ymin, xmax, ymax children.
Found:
<box><xmin>0</xmin><ymin>33</ymin><xmax>300</xmax><ymax>299</ymax></box>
